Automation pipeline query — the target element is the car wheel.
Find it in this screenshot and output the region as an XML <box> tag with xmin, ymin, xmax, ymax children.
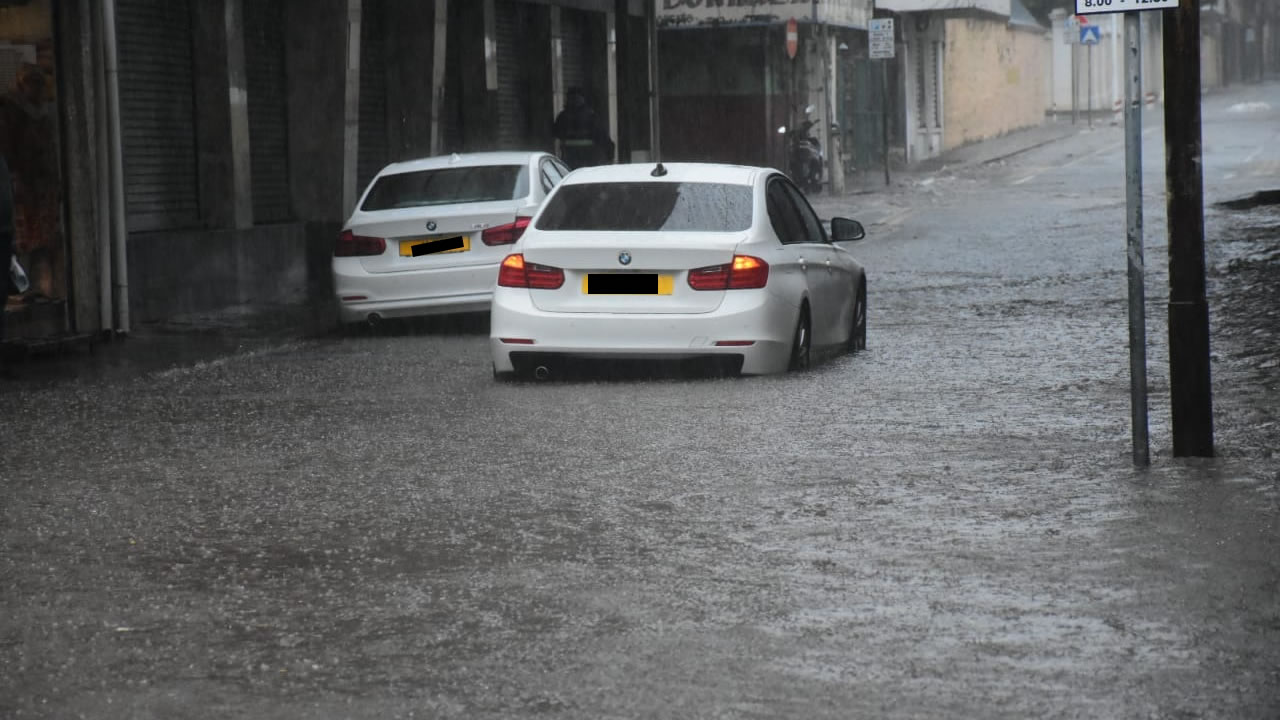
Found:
<box><xmin>849</xmin><ymin>279</ymin><xmax>867</xmax><ymax>353</ymax></box>
<box><xmin>788</xmin><ymin>307</ymin><xmax>811</xmax><ymax>372</ymax></box>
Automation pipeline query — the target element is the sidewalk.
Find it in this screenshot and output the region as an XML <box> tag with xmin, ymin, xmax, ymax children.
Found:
<box><xmin>0</xmin><ymin>301</ymin><xmax>336</xmax><ymax>389</ymax></box>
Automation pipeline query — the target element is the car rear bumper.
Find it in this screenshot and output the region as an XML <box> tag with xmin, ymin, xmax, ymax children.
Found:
<box><xmin>333</xmin><ymin>258</ymin><xmax>498</xmax><ymax>323</ymax></box>
<box><xmin>489</xmin><ymin>286</ymin><xmax>796</xmax><ymax>375</ymax></box>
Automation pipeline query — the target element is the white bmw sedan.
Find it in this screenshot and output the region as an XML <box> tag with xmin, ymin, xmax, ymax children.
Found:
<box><xmin>490</xmin><ymin>162</ymin><xmax>868</xmax><ymax>379</ymax></box>
<box><xmin>333</xmin><ymin>151</ymin><xmax>572</xmax><ymax>325</ymax></box>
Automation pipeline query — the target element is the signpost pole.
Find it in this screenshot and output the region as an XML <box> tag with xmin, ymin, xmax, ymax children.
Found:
<box><xmin>1123</xmin><ymin>10</ymin><xmax>1149</xmax><ymax>467</ymax></box>
<box><xmin>1075</xmin><ymin>0</ymin><xmax>1180</xmax><ymax>462</ymax></box>
<box><xmin>882</xmin><ymin>60</ymin><xmax>890</xmax><ymax>187</ymax></box>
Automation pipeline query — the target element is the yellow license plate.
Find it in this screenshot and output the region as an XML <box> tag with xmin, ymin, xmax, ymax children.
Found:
<box><xmin>582</xmin><ymin>273</ymin><xmax>674</xmax><ymax>295</ymax></box>
<box><xmin>399</xmin><ymin>234</ymin><xmax>470</xmax><ymax>257</ymax></box>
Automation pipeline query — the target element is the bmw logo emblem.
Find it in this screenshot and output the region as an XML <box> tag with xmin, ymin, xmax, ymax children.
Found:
<box><xmin>618</xmin><ymin>251</ymin><xmax>632</xmax><ymax>266</ymax></box>
<box><xmin>426</xmin><ymin>221</ymin><xmax>437</xmax><ymax>232</ymax></box>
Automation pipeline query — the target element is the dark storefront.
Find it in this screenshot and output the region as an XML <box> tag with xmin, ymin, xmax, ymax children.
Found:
<box><xmin>1</xmin><ymin>0</ymin><xmax>64</xmax><ymax>339</ymax></box>
<box><xmin>3</xmin><ymin>0</ymin><xmax>655</xmax><ymax>344</ymax></box>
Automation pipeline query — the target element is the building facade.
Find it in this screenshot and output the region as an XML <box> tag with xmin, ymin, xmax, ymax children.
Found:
<box><xmin>657</xmin><ymin>0</ymin><xmax>879</xmax><ymax>188</ymax></box>
<box><xmin>876</xmin><ymin>0</ymin><xmax>1048</xmax><ymax>163</ymax></box>
<box><xmin>2</xmin><ymin>0</ymin><xmax>653</xmax><ymax>340</ymax></box>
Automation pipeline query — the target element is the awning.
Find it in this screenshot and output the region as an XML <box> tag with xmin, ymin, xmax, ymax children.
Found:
<box><xmin>658</xmin><ymin>0</ymin><xmax>873</xmax><ymax>30</ymax></box>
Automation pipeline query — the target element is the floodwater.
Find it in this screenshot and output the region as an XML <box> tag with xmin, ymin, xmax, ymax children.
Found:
<box><xmin>1</xmin><ymin>85</ymin><xmax>1278</xmax><ymax>718</ymax></box>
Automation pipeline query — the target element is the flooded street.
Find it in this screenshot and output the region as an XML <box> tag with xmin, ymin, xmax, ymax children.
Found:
<box><xmin>3</xmin><ymin>85</ymin><xmax>1279</xmax><ymax>718</ymax></box>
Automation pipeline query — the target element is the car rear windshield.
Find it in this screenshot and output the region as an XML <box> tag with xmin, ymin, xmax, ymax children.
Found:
<box><xmin>360</xmin><ymin>165</ymin><xmax>530</xmax><ymax>211</ymax></box>
<box><xmin>535</xmin><ymin>182</ymin><xmax>753</xmax><ymax>232</ymax></box>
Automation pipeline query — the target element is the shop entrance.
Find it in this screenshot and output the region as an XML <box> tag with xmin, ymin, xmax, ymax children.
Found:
<box><xmin>1</xmin><ymin>0</ymin><xmax>64</xmax><ymax>340</ymax></box>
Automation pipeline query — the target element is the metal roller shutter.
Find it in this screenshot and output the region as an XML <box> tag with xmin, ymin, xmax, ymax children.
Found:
<box><xmin>358</xmin><ymin>0</ymin><xmax>388</xmax><ymax>194</ymax></box>
<box><xmin>244</xmin><ymin>0</ymin><xmax>291</xmax><ymax>223</ymax></box>
<box><xmin>495</xmin><ymin>0</ymin><xmax>527</xmax><ymax>149</ymax></box>
<box><xmin>116</xmin><ymin>0</ymin><xmax>200</xmax><ymax>232</ymax></box>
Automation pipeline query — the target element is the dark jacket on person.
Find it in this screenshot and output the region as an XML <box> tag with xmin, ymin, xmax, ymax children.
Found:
<box><xmin>554</xmin><ymin>94</ymin><xmax>613</xmax><ymax>169</ymax></box>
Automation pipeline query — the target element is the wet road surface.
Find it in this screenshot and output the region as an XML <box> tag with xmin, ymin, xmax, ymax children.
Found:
<box><xmin>2</xmin><ymin>85</ymin><xmax>1279</xmax><ymax>718</ymax></box>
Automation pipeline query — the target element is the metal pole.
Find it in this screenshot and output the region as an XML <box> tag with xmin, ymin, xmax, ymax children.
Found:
<box><xmin>1071</xmin><ymin>43</ymin><xmax>1078</xmax><ymax>125</ymax></box>
<box><xmin>1123</xmin><ymin>11</ymin><xmax>1149</xmax><ymax>468</ymax></box>
<box><xmin>101</xmin><ymin>0</ymin><xmax>129</xmax><ymax>334</ymax></box>
<box><xmin>1088</xmin><ymin>42</ymin><xmax>1093</xmax><ymax>128</ymax></box>
<box><xmin>90</xmin><ymin>0</ymin><xmax>113</xmax><ymax>333</ymax></box>
<box><xmin>881</xmin><ymin>59</ymin><xmax>890</xmax><ymax>186</ymax></box>
<box><xmin>1163</xmin><ymin>1</ymin><xmax>1214</xmax><ymax>457</ymax></box>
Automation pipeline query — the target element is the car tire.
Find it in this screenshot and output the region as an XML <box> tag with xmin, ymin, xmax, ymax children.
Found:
<box><xmin>788</xmin><ymin>307</ymin><xmax>811</xmax><ymax>372</ymax></box>
<box><xmin>848</xmin><ymin>279</ymin><xmax>867</xmax><ymax>353</ymax></box>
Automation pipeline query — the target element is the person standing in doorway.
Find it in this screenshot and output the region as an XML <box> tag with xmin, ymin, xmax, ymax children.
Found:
<box><xmin>0</xmin><ymin>153</ymin><xmax>14</xmax><ymax>375</ymax></box>
<box><xmin>553</xmin><ymin>87</ymin><xmax>613</xmax><ymax>170</ymax></box>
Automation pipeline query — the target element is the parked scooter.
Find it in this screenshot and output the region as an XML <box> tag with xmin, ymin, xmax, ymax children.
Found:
<box><xmin>777</xmin><ymin>105</ymin><xmax>824</xmax><ymax>193</ymax></box>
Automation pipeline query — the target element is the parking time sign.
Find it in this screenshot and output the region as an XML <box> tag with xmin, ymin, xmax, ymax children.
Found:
<box><xmin>1076</xmin><ymin>0</ymin><xmax>1179</xmax><ymax>14</ymax></box>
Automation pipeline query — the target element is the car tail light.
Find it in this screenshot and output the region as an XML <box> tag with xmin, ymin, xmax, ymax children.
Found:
<box><xmin>482</xmin><ymin>217</ymin><xmax>532</xmax><ymax>246</ymax></box>
<box><xmin>497</xmin><ymin>254</ymin><xmax>564</xmax><ymax>289</ymax></box>
<box><xmin>335</xmin><ymin>230</ymin><xmax>386</xmax><ymax>257</ymax></box>
<box><xmin>688</xmin><ymin>255</ymin><xmax>769</xmax><ymax>290</ymax></box>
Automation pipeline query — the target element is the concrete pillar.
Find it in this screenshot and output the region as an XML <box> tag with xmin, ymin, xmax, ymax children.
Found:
<box><xmin>550</xmin><ymin>6</ymin><xmax>564</xmax><ymax>157</ymax></box>
<box><xmin>342</xmin><ymin>0</ymin><xmax>362</xmax><ymax>217</ymax></box>
<box><xmin>225</xmin><ymin>0</ymin><xmax>253</xmax><ymax>228</ymax></box>
<box><xmin>284</xmin><ymin>0</ymin><xmax>349</xmax><ymax>223</ymax></box>
<box><xmin>606</xmin><ymin>10</ymin><xmax>618</xmax><ymax>162</ymax></box>
<box><xmin>56</xmin><ymin>0</ymin><xmax>104</xmax><ymax>332</ymax></box>
<box><xmin>385</xmin><ymin>0</ymin><xmax>437</xmax><ymax>161</ymax></box>
<box><xmin>430</xmin><ymin>0</ymin><xmax>448</xmax><ymax>156</ymax></box>
<box><xmin>193</xmin><ymin>0</ymin><xmax>252</xmax><ymax>229</ymax></box>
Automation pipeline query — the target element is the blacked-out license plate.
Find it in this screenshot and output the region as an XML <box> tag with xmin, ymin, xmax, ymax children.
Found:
<box><xmin>584</xmin><ymin>274</ymin><xmax>674</xmax><ymax>295</ymax></box>
<box><xmin>399</xmin><ymin>235</ymin><xmax>470</xmax><ymax>257</ymax></box>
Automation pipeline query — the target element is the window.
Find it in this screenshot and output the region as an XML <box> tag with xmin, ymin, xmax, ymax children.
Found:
<box><xmin>536</xmin><ymin>182</ymin><xmax>753</xmax><ymax>232</ymax></box>
<box><xmin>360</xmin><ymin>165</ymin><xmax>530</xmax><ymax>211</ymax></box>
<box><xmin>766</xmin><ymin>178</ymin><xmax>806</xmax><ymax>244</ymax></box>
<box><xmin>781</xmin><ymin>182</ymin><xmax>828</xmax><ymax>244</ymax></box>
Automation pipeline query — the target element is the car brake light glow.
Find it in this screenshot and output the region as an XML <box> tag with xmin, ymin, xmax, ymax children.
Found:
<box><xmin>688</xmin><ymin>255</ymin><xmax>769</xmax><ymax>290</ymax></box>
<box><xmin>500</xmin><ymin>338</ymin><xmax>535</xmax><ymax>344</ymax></box>
<box><xmin>497</xmin><ymin>253</ymin><xmax>565</xmax><ymax>289</ymax></box>
<box><xmin>335</xmin><ymin>229</ymin><xmax>386</xmax><ymax>257</ymax></box>
<box><xmin>482</xmin><ymin>216</ymin><xmax>532</xmax><ymax>246</ymax></box>
<box><xmin>714</xmin><ymin>340</ymin><xmax>755</xmax><ymax>346</ymax></box>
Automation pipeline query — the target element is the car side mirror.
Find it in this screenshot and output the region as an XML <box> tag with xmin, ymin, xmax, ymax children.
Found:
<box><xmin>830</xmin><ymin>217</ymin><xmax>865</xmax><ymax>243</ymax></box>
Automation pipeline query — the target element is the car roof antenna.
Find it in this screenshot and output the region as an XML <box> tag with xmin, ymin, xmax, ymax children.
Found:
<box><xmin>651</xmin><ymin>162</ymin><xmax>667</xmax><ymax>177</ymax></box>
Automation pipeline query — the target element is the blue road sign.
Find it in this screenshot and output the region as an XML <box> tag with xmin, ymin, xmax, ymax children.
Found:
<box><xmin>1080</xmin><ymin>25</ymin><xmax>1102</xmax><ymax>45</ymax></box>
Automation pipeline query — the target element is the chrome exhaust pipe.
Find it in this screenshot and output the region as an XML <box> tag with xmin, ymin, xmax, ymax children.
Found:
<box><xmin>533</xmin><ymin>365</ymin><xmax>551</xmax><ymax>381</ymax></box>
